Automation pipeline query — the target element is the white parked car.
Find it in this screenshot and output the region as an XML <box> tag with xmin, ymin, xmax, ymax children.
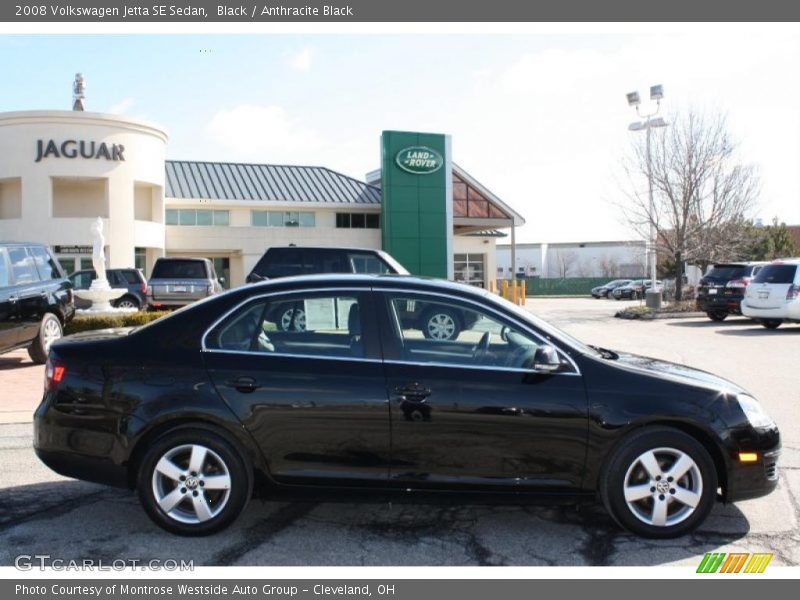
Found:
<box><xmin>741</xmin><ymin>259</ymin><xmax>800</xmax><ymax>329</ymax></box>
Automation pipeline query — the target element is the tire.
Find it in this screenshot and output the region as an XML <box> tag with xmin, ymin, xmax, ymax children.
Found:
<box><xmin>707</xmin><ymin>311</ymin><xmax>728</xmax><ymax>322</ymax></box>
<box><xmin>279</xmin><ymin>306</ymin><xmax>306</xmax><ymax>332</ymax></box>
<box><xmin>137</xmin><ymin>428</ymin><xmax>252</xmax><ymax>536</ymax></box>
<box><xmin>761</xmin><ymin>319</ymin><xmax>782</xmax><ymax>330</ymax></box>
<box><xmin>114</xmin><ymin>295</ymin><xmax>141</xmax><ymax>310</ymax></box>
<box><xmin>27</xmin><ymin>313</ymin><xmax>62</xmax><ymax>364</ymax></box>
<box><xmin>421</xmin><ymin>308</ymin><xmax>462</xmax><ymax>341</ymax></box>
<box><xmin>599</xmin><ymin>426</ymin><xmax>717</xmax><ymax>539</ymax></box>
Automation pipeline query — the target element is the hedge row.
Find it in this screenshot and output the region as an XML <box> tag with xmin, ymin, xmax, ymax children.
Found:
<box><xmin>64</xmin><ymin>311</ymin><xmax>171</xmax><ymax>335</ymax></box>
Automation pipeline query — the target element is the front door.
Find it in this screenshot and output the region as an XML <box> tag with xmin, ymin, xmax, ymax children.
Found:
<box><xmin>376</xmin><ymin>291</ymin><xmax>589</xmax><ymax>491</ymax></box>
<box><xmin>203</xmin><ymin>289</ymin><xmax>391</xmax><ymax>487</ymax></box>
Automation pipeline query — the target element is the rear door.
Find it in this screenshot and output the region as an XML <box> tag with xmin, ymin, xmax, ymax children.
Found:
<box><xmin>7</xmin><ymin>246</ymin><xmax>45</xmax><ymax>345</ymax></box>
<box><xmin>0</xmin><ymin>248</ymin><xmax>21</xmax><ymax>351</ymax></box>
<box><xmin>746</xmin><ymin>264</ymin><xmax>799</xmax><ymax>309</ymax></box>
<box><xmin>203</xmin><ymin>287</ymin><xmax>392</xmax><ymax>486</ymax></box>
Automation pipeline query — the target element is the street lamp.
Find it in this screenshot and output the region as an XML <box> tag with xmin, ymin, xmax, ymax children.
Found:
<box><xmin>626</xmin><ymin>84</ymin><xmax>668</xmax><ymax>308</ymax></box>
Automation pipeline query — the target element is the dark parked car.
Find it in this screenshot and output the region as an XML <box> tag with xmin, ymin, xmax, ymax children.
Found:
<box><xmin>696</xmin><ymin>262</ymin><xmax>766</xmax><ymax>321</ymax></box>
<box><xmin>0</xmin><ymin>242</ymin><xmax>74</xmax><ymax>363</ymax></box>
<box><xmin>247</xmin><ymin>246</ymin><xmax>476</xmax><ymax>340</ymax></box>
<box><xmin>591</xmin><ymin>279</ymin><xmax>633</xmax><ymax>298</ymax></box>
<box><xmin>612</xmin><ymin>279</ymin><xmax>661</xmax><ymax>300</ymax></box>
<box><xmin>69</xmin><ymin>268</ymin><xmax>148</xmax><ymax>310</ymax></box>
<box><xmin>35</xmin><ymin>274</ymin><xmax>779</xmax><ymax>538</ymax></box>
<box><xmin>148</xmin><ymin>257</ymin><xmax>222</xmax><ymax>309</ymax></box>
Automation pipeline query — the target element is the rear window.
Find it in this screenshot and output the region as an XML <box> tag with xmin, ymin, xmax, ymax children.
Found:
<box><xmin>706</xmin><ymin>265</ymin><xmax>747</xmax><ymax>280</ymax></box>
<box><xmin>151</xmin><ymin>259</ymin><xmax>208</xmax><ymax>279</ymax></box>
<box><xmin>753</xmin><ymin>264</ymin><xmax>798</xmax><ymax>285</ymax></box>
<box><xmin>118</xmin><ymin>269</ymin><xmax>143</xmax><ymax>284</ymax></box>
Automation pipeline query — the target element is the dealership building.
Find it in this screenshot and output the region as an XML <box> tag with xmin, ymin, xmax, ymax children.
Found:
<box><xmin>0</xmin><ymin>108</ymin><xmax>524</xmax><ymax>288</ymax></box>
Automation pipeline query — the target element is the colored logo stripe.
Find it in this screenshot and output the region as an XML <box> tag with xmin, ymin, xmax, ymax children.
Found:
<box><xmin>697</xmin><ymin>552</ymin><xmax>773</xmax><ymax>573</ymax></box>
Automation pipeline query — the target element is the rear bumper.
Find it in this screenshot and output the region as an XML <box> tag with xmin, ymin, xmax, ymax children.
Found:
<box><xmin>741</xmin><ymin>302</ymin><xmax>800</xmax><ymax>321</ymax></box>
<box><xmin>696</xmin><ymin>295</ymin><xmax>744</xmax><ymax>313</ymax></box>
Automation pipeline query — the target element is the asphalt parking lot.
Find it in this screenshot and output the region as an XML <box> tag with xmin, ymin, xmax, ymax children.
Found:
<box><xmin>0</xmin><ymin>297</ymin><xmax>798</xmax><ymax>566</ymax></box>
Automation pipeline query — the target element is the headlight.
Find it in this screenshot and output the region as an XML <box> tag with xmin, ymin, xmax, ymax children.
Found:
<box><xmin>736</xmin><ymin>394</ymin><xmax>775</xmax><ymax>429</ymax></box>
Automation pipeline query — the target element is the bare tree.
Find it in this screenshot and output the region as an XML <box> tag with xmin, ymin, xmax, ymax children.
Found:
<box><xmin>598</xmin><ymin>254</ymin><xmax>620</xmax><ymax>278</ymax></box>
<box><xmin>620</xmin><ymin>110</ymin><xmax>760</xmax><ymax>300</ymax></box>
<box><xmin>549</xmin><ymin>249</ymin><xmax>578</xmax><ymax>278</ymax></box>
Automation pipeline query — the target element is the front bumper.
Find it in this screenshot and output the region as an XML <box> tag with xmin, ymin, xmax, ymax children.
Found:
<box><xmin>724</xmin><ymin>425</ymin><xmax>781</xmax><ymax>502</ymax></box>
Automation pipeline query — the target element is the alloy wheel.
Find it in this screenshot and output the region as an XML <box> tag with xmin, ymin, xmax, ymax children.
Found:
<box><xmin>42</xmin><ymin>317</ymin><xmax>62</xmax><ymax>351</ymax></box>
<box><xmin>117</xmin><ymin>298</ymin><xmax>139</xmax><ymax>309</ymax></box>
<box><xmin>151</xmin><ymin>444</ymin><xmax>232</xmax><ymax>524</ymax></box>
<box><xmin>622</xmin><ymin>447</ymin><xmax>703</xmax><ymax>527</ymax></box>
<box><xmin>280</xmin><ymin>308</ymin><xmax>306</xmax><ymax>331</ymax></box>
<box><xmin>426</xmin><ymin>313</ymin><xmax>456</xmax><ymax>340</ymax></box>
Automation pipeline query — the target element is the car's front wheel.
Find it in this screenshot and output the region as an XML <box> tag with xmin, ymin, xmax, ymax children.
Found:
<box><xmin>600</xmin><ymin>427</ymin><xmax>717</xmax><ymax>538</ymax></box>
<box><xmin>761</xmin><ymin>319</ymin><xmax>782</xmax><ymax>330</ymax></box>
<box><xmin>137</xmin><ymin>428</ymin><xmax>252</xmax><ymax>536</ymax></box>
<box><xmin>27</xmin><ymin>313</ymin><xmax>62</xmax><ymax>364</ymax></box>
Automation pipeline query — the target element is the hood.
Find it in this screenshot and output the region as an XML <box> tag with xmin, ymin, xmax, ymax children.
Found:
<box><xmin>611</xmin><ymin>351</ymin><xmax>746</xmax><ymax>395</ymax></box>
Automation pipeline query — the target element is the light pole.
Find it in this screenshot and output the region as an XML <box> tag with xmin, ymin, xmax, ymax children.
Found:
<box><xmin>627</xmin><ymin>85</ymin><xmax>667</xmax><ymax>308</ymax></box>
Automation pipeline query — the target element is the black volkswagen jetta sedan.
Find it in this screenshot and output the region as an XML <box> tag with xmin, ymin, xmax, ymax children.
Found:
<box><xmin>34</xmin><ymin>275</ymin><xmax>780</xmax><ymax>538</ymax></box>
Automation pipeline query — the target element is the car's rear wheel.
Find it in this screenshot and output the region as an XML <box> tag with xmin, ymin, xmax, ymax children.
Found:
<box><xmin>137</xmin><ymin>428</ymin><xmax>251</xmax><ymax>536</ymax></box>
<box><xmin>114</xmin><ymin>295</ymin><xmax>141</xmax><ymax>310</ymax></box>
<box><xmin>600</xmin><ymin>427</ymin><xmax>717</xmax><ymax>538</ymax></box>
<box><xmin>27</xmin><ymin>313</ymin><xmax>62</xmax><ymax>364</ymax></box>
<box><xmin>761</xmin><ymin>319</ymin><xmax>782</xmax><ymax>330</ymax></box>
<box><xmin>707</xmin><ymin>310</ymin><xmax>728</xmax><ymax>322</ymax></box>
<box><xmin>422</xmin><ymin>308</ymin><xmax>462</xmax><ymax>341</ymax></box>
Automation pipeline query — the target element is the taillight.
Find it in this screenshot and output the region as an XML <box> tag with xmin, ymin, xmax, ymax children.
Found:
<box><xmin>141</xmin><ymin>282</ymin><xmax>148</xmax><ymax>294</ymax></box>
<box><xmin>45</xmin><ymin>357</ymin><xmax>66</xmax><ymax>391</ymax></box>
<box><xmin>67</xmin><ymin>288</ymin><xmax>74</xmax><ymax>304</ymax></box>
<box><xmin>787</xmin><ymin>285</ymin><xmax>800</xmax><ymax>300</ymax></box>
<box><xmin>726</xmin><ymin>278</ymin><xmax>751</xmax><ymax>288</ymax></box>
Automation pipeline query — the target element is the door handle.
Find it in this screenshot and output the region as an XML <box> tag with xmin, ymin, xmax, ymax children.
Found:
<box><xmin>8</xmin><ymin>296</ymin><xmax>18</xmax><ymax>303</ymax></box>
<box><xmin>394</xmin><ymin>383</ymin><xmax>432</xmax><ymax>403</ymax></box>
<box><xmin>227</xmin><ymin>376</ymin><xmax>259</xmax><ymax>393</ymax></box>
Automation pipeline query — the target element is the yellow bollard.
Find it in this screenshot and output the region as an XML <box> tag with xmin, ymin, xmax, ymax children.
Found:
<box><xmin>520</xmin><ymin>280</ymin><xmax>526</xmax><ymax>305</ymax></box>
<box><xmin>502</xmin><ymin>279</ymin><xmax>509</xmax><ymax>300</ymax></box>
<box><xmin>488</xmin><ymin>279</ymin><xmax>495</xmax><ymax>293</ymax></box>
<box><xmin>511</xmin><ymin>280</ymin><xmax>518</xmax><ymax>304</ymax></box>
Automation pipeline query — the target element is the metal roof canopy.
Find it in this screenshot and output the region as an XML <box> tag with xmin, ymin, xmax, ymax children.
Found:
<box><xmin>165</xmin><ymin>160</ymin><xmax>381</xmax><ymax>205</ymax></box>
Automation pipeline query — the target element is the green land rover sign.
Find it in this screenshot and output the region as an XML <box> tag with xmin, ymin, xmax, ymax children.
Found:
<box><xmin>395</xmin><ymin>146</ymin><xmax>444</xmax><ymax>174</ymax></box>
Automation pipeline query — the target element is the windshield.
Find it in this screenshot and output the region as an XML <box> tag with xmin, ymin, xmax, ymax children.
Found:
<box><xmin>151</xmin><ymin>259</ymin><xmax>208</xmax><ymax>279</ymax></box>
<box><xmin>753</xmin><ymin>264</ymin><xmax>798</xmax><ymax>284</ymax></box>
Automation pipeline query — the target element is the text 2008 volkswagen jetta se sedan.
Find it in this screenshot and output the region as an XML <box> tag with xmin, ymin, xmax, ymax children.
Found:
<box><xmin>34</xmin><ymin>275</ymin><xmax>780</xmax><ymax>537</ymax></box>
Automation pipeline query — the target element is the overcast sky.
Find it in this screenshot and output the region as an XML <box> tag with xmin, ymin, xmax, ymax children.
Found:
<box><xmin>1</xmin><ymin>32</ymin><xmax>798</xmax><ymax>243</ymax></box>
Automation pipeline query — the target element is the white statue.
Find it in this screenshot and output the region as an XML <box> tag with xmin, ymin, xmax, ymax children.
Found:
<box><xmin>90</xmin><ymin>217</ymin><xmax>107</xmax><ymax>281</ymax></box>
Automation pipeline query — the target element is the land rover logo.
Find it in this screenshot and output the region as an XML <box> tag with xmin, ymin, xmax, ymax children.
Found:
<box><xmin>35</xmin><ymin>139</ymin><xmax>125</xmax><ymax>163</ymax></box>
<box><xmin>395</xmin><ymin>146</ymin><xmax>443</xmax><ymax>175</ymax></box>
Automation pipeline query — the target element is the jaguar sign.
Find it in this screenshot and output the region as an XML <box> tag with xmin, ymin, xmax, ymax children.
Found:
<box><xmin>395</xmin><ymin>146</ymin><xmax>443</xmax><ymax>175</ymax></box>
<box><xmin>35</xmin><ymin>139</ymin><xmax>126</xmax><ymax>163</ymax></box>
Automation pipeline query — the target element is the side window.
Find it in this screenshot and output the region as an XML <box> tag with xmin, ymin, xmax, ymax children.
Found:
<box><xmin>29</xmin><ymin>246</ymin><xmax>61</xmax><ymax>281</ymax></box>
<box><xmin>120</xmin><ymin>270</ymin><xmax>142</xmax><ymax>285</ymax></box>
<box><xmin>0</xmin><ymin>249</ymin><xmax>9</xmax><ymax>287</ymax></box>
<box><xmin>70</xmin><ymin>271</ymin><xmax>95</xmax><ymax>290</ymax></box>
<box><xmin>349</xmin><ymin>253</ymin><xmax>392</xmax><ymax>274</ymax></box>
<box><xmin>7</xmin><ymin>247</ymin><xmax>39</xmax><ymax>285</ymax></box>
<box><xmin>386</xmin><ymin>295</ymin><xmax>541</xmax><ymax>370</ymax></box>
<box><xmin>262</xmin><ymin>248</ymin><xmax>307</xmax><ymax>278</ymax></box>
<box><xmin>206</xmin><ymin>293</ymin><xmax>365</xmax><ymax>359</ymax></box>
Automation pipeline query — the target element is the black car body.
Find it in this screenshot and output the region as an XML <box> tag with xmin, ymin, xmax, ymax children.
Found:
<box><xmin>591</xmin><ymin>279</ymin><xmax>633</xmax><ymax>298</ymax></box>
<box><xmin>0</xmin><ymin>242</ymin><xmax>74</xmax><ymax>363</ymax></box>
<box><xmin>696</xmin><ymin>262</ymin><xmax>766</xmax><ymax>321</ymax></box>
<box><xmin>34</xmin><ymin>275</ymin><xmax>780</xmax><ymax>538</ymax></box>
<box><xmin>246</xmin><ymin>246</ymin><xmax>408</xmax><ymax>283</ymax></box>
<box><xmin>612</xmin><ymin>279</ymin><xmax>661</xmax><ymax>300</ymax></box>
<box><xmin>246</xmin><ymin>246</ymin><xmax>476</xmax><ymax>340</ymax></box>
<box><xmin>69</xmin><ymin>268</ymin><xmax>148</xmax><ymax>310</ymax></box>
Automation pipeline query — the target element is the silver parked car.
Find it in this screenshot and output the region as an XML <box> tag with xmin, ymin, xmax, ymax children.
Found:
<box><xmin>147</xmin><ymin>257</ymin><xmax>222</xmax><ymax>309</ymax></box>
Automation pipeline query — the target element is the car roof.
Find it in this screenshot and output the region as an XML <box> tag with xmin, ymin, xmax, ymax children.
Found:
<box><xmin>766</xmin><ymin>258</ymin><xmax>800</xmax><ymax>264</ymax></box>
<box><xmin>711</xmin><ymin>261</ymin><xmax>767</xmax><ymax>267</ymax></box>
<box><xmin>267</xmin><ymin>246</ymin><xmax>385</xmax><ymax>253</ymax></box>
<box><xmin>0</xmin><ymin>241</ymin><xmax>49</xmax><ymax>247</ymax></box>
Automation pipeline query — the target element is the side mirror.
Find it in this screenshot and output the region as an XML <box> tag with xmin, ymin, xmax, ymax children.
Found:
<box><xmin>533</xmin><ymin>344</ymin><xmax>562</xmax><ymax>372</ymax></box>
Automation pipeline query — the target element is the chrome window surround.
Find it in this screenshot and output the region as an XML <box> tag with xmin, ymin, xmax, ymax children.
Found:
<box><xmin>200</xmin><ymin>286</ymin><xmax>582</xmax><ymax>376</ymax></box>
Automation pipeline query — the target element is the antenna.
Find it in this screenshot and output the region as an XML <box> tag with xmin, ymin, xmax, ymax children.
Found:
<box><xmin>72</xmin><ymin>73</ymin><xmax>85</xmax><ymax>111</ymax></box>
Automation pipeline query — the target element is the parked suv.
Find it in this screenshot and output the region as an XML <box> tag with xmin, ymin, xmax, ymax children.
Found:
<box><xmin>696</xmin><ymin>262</ymin><xmax>766</xmax><ymax>321</ymax></box>
<box><xmin>147</xmin><ymin>257</ymin><xmax>222</xmax><ymax>309</ymax></box>
<box><xmin>246</xmin><ymin>246</ymin><xmax>408</xmax><ymax>282</ymax></box>
<box><xmin>741</xmin><ymin>259</ymin><xmax>800</xmax><ymax>329</ymax></box>
<box><xmin>69</xmin><ymin>268</ymin><xmax>147</xmax><ymax>310</ymax></box>
<box><xmin>246</xmin><ymin>246</ymin><xmax>477</xmax><ymax>339</ymax></box>
<box><xmin>0</xmin><ymin>242</ymin><xmax>74</xmax><ymax>363</ymax></box>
